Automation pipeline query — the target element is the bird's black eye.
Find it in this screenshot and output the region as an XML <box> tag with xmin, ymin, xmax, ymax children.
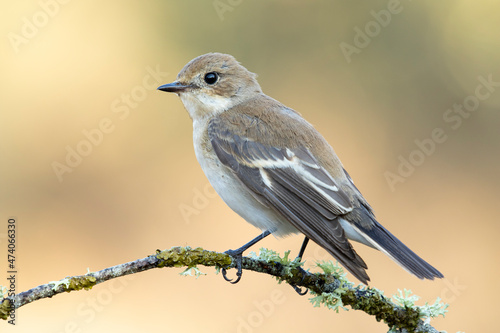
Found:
<box><xmin>204</xmin><ymin>72</ymin><xmax>218</xmax><ymax>85</ymax></box>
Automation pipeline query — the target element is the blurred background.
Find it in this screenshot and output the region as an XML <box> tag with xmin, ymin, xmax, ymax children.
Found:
<box><xmin>1</xmin><ymin>1</ymin><xmax>499</xmax><ymax>332</ymax></box>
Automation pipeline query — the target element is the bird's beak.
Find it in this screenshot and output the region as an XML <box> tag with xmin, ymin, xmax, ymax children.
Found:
<box><xmin>157</xmin><ymin>81</ymin><xmax>191</xmax><ymax>93</ymax></box>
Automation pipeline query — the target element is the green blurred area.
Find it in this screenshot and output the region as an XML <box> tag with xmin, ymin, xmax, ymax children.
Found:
<box><xmin>1</xmin><ymin>1</ymin><xmax>499</xmax><ymax>332</ymax></box>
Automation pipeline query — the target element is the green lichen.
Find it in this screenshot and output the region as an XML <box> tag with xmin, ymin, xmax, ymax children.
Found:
<box><xmin>316</xmin><ymin>261</ymin><xmax>354</xmax><ymax>287</ymax></box>
<box><xmin>249</xmin><ymin>248</ymin><xmax>304</xmax><ymax>281</ymax></box>
<box><xmin>392</xmin><ymin>289</ymin><xmax>448</xmax><ymax>320</ymax></box>
<box><xmin>418</xmin><ymin>297</ymin><xmax>448</xmax><ymax>319</ymax></box>
<box><xmin>342</xmin><ymin>287</ymin><xmax>421</xmax><ymax>331</ymax></box>
<box><xmin>50</xmin><ymin>275</ymin><xmax>97</xmax><ymax>292</ymax></box>
<box><xmin>180</xmin><ymin>266</ymin><xmax>207</xmax><ymax>278</ymax></box>
<box><xmin>0</xmin><ymin>299</ymin><xmax>13</xmax><ymax>320</ymax></box>
<box><xmin>392</xmin><ymin>288</ymin><xmax>420</xmax><ymax>307</ymax></box>
<box><xmin>309</xmin><ymin>261</ymin><xmax>353</xmax><ymax>312</ymax></box>
<box><xmin>308</xmin><ymin>260</ymin><xmax>356</xmax><ymax>312</ymax></box>
<box><xmin>310</xmin><ymin>291</ymin><xmax>349</xmax><ymax>312</ymax></box>
<box><xmin>155</xmin><ymin>246</ymin><xmax>232</xmax><ymax>269</ymax></box>
<box><xmin>249</xmin><ymin>248</ymin><xmax>293</xmax><ymax>264</ymax></box>
<box><xmin>307</xmin><ymin>261</ymin><xmax>440</xmax><ymax>332</ymax></box>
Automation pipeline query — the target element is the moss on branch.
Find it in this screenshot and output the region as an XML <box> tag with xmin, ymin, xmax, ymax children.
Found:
<box><xmin>0</xmin><ymin>246</ymin><xmax>446</xmax><ymax>333</ymax></box>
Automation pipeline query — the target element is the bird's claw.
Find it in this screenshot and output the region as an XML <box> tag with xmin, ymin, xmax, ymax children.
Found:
<box><xmin>292</xmin><ymin>285</ymin><xmax>308</xmax><ymax>295</ymax></box>
<box><xmin>291</xmin><ymin>266</ymin><xmax>308</xmax><ymax>296</ymax></box>
<box><xmin>222</xmin><ymin>249</ymin><xmax>243</xmax><ymax>284</ymax></box>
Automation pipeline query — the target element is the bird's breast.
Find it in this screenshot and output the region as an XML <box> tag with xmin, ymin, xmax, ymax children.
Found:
<box><xmin>191</xmin><ymin>120</ymin><xmax>298</xmax><ymax>237</ymax></box>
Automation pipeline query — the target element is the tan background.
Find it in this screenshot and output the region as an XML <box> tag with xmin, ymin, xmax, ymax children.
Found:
<box><xmin>1</xmin><ymin>1</ymin><xmax>499</xmax><ymax>332</ymax></box>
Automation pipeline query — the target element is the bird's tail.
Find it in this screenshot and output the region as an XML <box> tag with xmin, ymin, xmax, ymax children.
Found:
<box><xmin>353</xmin><ymin>219</ymin><xmax>444</xmax><ymax>280</ymax></box>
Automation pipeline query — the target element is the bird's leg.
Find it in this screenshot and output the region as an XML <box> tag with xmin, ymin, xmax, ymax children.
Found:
<box><xmin>222</xmin><ymin>230</ymin><xmax>272</xmax><ymax>284</ymax></box>
<box><xmin>296</xmin><ymin>236</ymin><xmax>310</xmax><ymax>261</ymax></box>
<box><xmin>291</xmin><ymin>237</ymin><xmax>310</xmax><ymax>296</ymax></box>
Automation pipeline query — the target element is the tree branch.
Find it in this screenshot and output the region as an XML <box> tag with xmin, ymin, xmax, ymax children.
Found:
<box><xmin>0</xmin><ymin>246</ymin><xmax>443</xmax><ymax>332</ymax></box>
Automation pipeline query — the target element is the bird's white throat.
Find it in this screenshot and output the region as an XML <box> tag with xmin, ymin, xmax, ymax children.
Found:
<box><xmin>180</xmin><ymin>91</ymin><xmax>233</xmax><ymax>119</ymax></box>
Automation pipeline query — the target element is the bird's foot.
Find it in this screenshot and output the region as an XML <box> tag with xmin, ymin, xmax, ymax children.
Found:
<box><xmin>221</xmin><ymin>230</ymin><xmax>273</xmax><ymax>284</ymax></box>
<box><xmin>291</xmin><ymin>265</ymin><xmax>308</xmax><ymax>296</ymax></box>
<box><xmin>221</xmin><ymin>249</ymin><xmax>244</xmax><ymax>284</ymax></box>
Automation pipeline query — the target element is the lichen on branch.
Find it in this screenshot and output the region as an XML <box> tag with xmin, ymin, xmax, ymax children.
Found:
<box><xmin>0</xmin><ymin>246</ymin><xmax>446</xmax><ymax>333</ymax></box>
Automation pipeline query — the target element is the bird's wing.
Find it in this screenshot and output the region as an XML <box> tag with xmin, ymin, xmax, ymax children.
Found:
<box><xmin>208</xmin><ymin>115</ymin><xmax>370</xmax><ymax>283</ymax></box>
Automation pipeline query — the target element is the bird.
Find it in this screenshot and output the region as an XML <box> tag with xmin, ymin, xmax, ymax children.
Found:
<box><xmin>157</xmin><ymin>52</ymin><xmax>443</xmax><ymax>285</ymax></box>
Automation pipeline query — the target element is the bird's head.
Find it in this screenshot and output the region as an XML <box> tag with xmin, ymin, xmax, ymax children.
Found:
<box><xmin>158</xmin><ymin>53</ymin><xmax>262</xmax><ymax>119</ymax></box>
